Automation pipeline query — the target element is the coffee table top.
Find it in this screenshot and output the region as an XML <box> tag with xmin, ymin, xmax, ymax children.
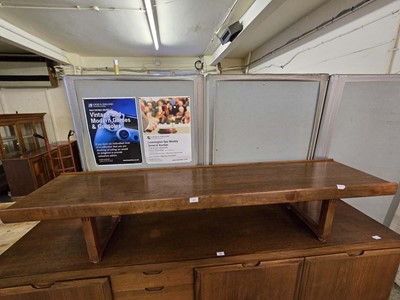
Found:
<box><xmin>0</xmin><ymin>159</ymin><xmax>397</xmax><ymax>223</ymax></box>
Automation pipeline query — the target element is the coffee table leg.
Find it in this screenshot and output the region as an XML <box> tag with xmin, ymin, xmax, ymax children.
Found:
<box><xmin>289</xmin><ymin>199</ymin><xmax>337</xmax><ymax>242</ymax></box>
<box><xmin>316</xmin><ymin>199</ymin><xmax>337</xmax><ymax>241</ymax></box>
<box><xmin>81</xmin><ymin>216</ymin><xmax>121</xmax><ymax>263</ymax></box>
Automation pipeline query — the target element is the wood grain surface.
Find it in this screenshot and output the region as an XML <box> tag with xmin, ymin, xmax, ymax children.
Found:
<box><xmin>0</xmin><ymin>201</ymin><xmax>400</xmax><ymax>289</ymax></box>
<box><xmin>0</xmin><ymin>159</ymin><xmax>397</xmax><ymax>222</ymax></box>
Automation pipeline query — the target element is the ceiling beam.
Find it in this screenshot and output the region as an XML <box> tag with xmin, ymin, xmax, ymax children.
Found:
<box><xmin>210</xmin><ymin>0</ymin><xmax>286</xmax><ymax>66</ymax></box>
<box><xmin>0</xmin><ymin>19</ymin><xmax>70</xmax><ymax>64</ymax></box>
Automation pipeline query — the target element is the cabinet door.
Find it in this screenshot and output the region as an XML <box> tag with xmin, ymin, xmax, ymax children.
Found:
<box><xmin>2</xmin><ymin>159</ymin><xmax>36</xmax><ymax>197</ymax></box>
<box><xmin>195</xmin><ymin>258</ymin><xmax>303</xmax><ymax>300</ymax></box>
<box><xmin>0</xmin><ymin>277</ymin><xmax>112</xmax><ymax>300</ymax></box>
<box><xmin>0</xmin><ymin>125</ymin><xmax>21</xmax><ymax>159</ymax></box>
<box><xmin>19</xmin><ymin>122</ymin><xmax>37</xmax><ymax>154</ymax></box>
<box><xmin>34</xmin><ymin>121</ymin><xmax>47</xmax><ymax>149</ymax></box>
<box><xmin>30</xmin><ymin>156</ymin><xmax>51</xmax><ymax>189</ymax></box>
<box><xmin>300</xmin><ymin>249</ymin><xmax>400</xmax><ymax>300</ymax></box>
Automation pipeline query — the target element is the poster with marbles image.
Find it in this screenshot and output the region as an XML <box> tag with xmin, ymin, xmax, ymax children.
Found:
<box><xmin>83</xmin><ymin>97</ymin><xmax>142</xmax><ymax>165</ymax></box>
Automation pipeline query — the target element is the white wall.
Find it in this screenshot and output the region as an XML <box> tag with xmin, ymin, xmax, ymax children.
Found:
<box><xmin>0</xmin><ymin>85</ymin><xmax>74</xmax><ymax>143</ymax></box>
<box><xmin>249</xmin><ymin>1</ymin><xmax>400</xmax><ymax>283</ymax></box>
<box><xmin>78</xmin><ymin>56</ymin><xmax>241</xmax><ymax>75</ymax></box>
<box><xmin>249</xmin><ymin>0</ymin><xmax>400</xmax><ymax>284</ymax></box>
<box><xmin>250</xmin><ymin>0</ymin><xmax>400</xmax><ymax>74</ymax></box>
<box><xmin>46</xmin><ymin>85</ymin><xmax>75</xmax><ymax>141</ymax></box>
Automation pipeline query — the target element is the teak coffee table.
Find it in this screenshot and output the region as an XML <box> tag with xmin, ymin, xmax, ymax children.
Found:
<box><xmin>0</xmin><ymin>159</ymin><xmax>397</xmax><ymax>263</ymax></box>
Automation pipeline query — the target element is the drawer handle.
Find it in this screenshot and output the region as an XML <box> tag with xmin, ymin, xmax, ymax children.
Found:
<box><xmin>242</xmin><ymin>261</ymin><xmax>261</xmax><ymax>268</ymax></box>
<box><xmin>143</xmin><ymin>270</ymin><xmax>163</xmax><ymax>275</ymax></box>
<box><xmin>32</xmin><ymin>282</ymin><xmax>55</xmax><ymax>289</ymax></box>
<box><xmin>347</xmin><ymin>250</ymin><xmax>365</xmax><ymax>257</ymax></box>
<box><xmin>145</xmin><ymin>286</ymin><xmax>165</xmax><ymax>292</ymax></box>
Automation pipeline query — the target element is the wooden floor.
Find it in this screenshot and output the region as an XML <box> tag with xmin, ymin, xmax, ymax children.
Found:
<box><xmin>390</xmin><ymin>284</ymin><xmax>400</xmax><ymax>299</ymax></box>
<box><xmin>0</xmin><ymin>202</ymin><xmax>38</xmax><ymax>255</ymax></box>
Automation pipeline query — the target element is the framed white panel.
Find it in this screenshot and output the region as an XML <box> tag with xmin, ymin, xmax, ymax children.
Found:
<box><xmin>315</xmin><ymin>75</ymin><xmax>400</xmax><ymax>225</ymax></box>
<box><xmin>206</xmin><ymin>74</ymin><xmax>329</xmax><ymax>164</ymax></box>
<box><xmin>64</xmin><ymin>75</ymin><xmax>203</xmax><ymax>171</ymax></box>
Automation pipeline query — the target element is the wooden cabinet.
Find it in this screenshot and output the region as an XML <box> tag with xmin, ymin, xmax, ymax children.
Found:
<box><xmin>195</xmin><ymin>258</ymin><xmax>303</xmax><ymax>300</ymax></box>
<box><xmin>30</xmin><ymin>154</ymin><xmax>52</xmax><ymax>187</ymax></box>
<box><xmin>0</xmin><ymin>278</ymin><xmax>112</xmax><ymax>300</ymax></box>
<box><xmin>299</xmin><ymin>249</ymin><xmax>400</xmax><ymax>300</ymax></box>
<box><xmin>0</xmin><ymin>113</ymin><xmax>49</xmax><ymax>197</ymax></box>
<box><xmin>193</xmin><ymin>249</ymin><xmax>400</xmax><ymax>300</ymax></box>
<box><xmin>1</xmin><ymin>159</ymin><xmax>45</xmax><ymax>197</ymax></box>
<box><xmin>0</xmin><ymin>113</ymin><xmax>47</xmax><ymax>160</ymax></box>
<box><xmin>0</xmin><ymin>158</ymin><xmax>398</xmax><ymax>299</ymax></box>
<box><xmin>0</xmin><ymin>113</ymin><xmax>80</xmax><ymax>197</ymax></box>
<box><xmin>1</xmin><ymin>202</ymin><xmax>399</xmax><ymax>300</ymax></box>
<box><xmin>1</xmin><ymin>141</ymin><xmax>80</xmax><ymax>197</ymax></box>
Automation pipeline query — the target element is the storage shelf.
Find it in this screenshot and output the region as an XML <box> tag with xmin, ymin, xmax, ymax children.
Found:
<box><xmin>2</xmin><ymin>136</ymin><xmax>18</xmax><ymax>142</ymax></box>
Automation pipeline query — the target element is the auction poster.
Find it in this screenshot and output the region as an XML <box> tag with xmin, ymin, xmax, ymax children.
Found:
<box><xmin>83</xmin><ymin>97</ymin><xmax>142</xmax><ymax>165</ymax></box>
<box><xmin>139</xmin><ymin>96</ymin><xmax>192</xmax><ymax>164</ymax></box>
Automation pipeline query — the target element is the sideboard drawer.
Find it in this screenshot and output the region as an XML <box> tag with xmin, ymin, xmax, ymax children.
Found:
<box><xmin>111</xmin><ymin>267</ymin><xmax>193</xmax><ymax>299</ymax></box>
<box><xmin>111</xmin><ymin>267</ymin><xmax>193</xmax><ymax>290</ymax></box>
<box><xmin>112</xmin><ymin>284</ymin><xmax>193</xmax><ymax>300</ymax></box>
<box><xmin>0</xmin><ymin>277</ymin><xmax>112</xmax><ymax>300</ymax></box>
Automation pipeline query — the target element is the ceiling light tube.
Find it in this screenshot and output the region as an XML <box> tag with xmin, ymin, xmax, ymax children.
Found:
<box><xmin>144</xmin><ymin>0</ymin><xmax>159</xmax><ymax>50</ymax></box>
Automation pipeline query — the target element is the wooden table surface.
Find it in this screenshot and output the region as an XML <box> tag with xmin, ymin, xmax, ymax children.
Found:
<box><xmin>1</xmin><ymin>201</ymin><xmax>400</xmax><ymax>288</ymax></box>
<box><xmin>0</xmin><ymin>159</ymin><xmax>397</xmax><ymax>223</ymax></box>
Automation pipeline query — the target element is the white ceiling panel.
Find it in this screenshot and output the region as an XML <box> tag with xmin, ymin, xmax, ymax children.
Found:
<box><xmin>156</xmin><ymin>0</ymin><xmax>239</xmax><ymax>56</ymax></box>
<box><xmin>0</xmin><ymin>0</ymin><xmax>390</xmax><ymax>62</ymax></box>
<box><xmin>0</xmin><ymin>0</ymin><xmax>242</xmax><ymax>57</ymax></box>
<box><xmin>0</xmin><ymin>1</ymin><xmax>153</xmax><ymax>56</ymax></box>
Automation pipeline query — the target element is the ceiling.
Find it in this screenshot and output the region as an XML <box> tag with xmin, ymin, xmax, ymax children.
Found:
<box><xmin>0</xmin><ymin>0</ymin><xmax>331</xmax><ymax>61</ymax></box>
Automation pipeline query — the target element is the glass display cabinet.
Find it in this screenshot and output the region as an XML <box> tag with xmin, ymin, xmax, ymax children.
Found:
<box><xmin>0</xmin><ymin>113</ymin><xmax>80</xmax><ymax>198</ymax></box>
<box><xmin>0</xmin><ymin>113</ymin><xmax>48</xmax><ymax>198</ymax></box>
<box><xmin>0</xmin><ymin>113</ymin><xmax>47</xmax><ymax>159</ymax></box>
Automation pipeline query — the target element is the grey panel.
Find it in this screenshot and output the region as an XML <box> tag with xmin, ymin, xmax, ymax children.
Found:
<box><xmin>213</xmin><ymin>80</ymin><xmax>321</xmax><ymax>164</ymax></box>
<box><xmin>64</xmin><ymin>75</ymin><xmax>202</xmax><ymax>171</ymax></box>
<box><xmin>316</xmin><ymin>75</ymin><xmax>400</xmax><ymax>224</ymax></box>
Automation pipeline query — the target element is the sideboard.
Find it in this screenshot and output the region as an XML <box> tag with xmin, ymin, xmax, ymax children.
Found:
<box><xmin>0</xmin><ymin>202</ymin><xmax>400</xmax><ymax>299</ymax></box>
<box><xmin>0</xmin><ymin>159</ymin><xmax>399</xmax><ymax>299</ymax></box>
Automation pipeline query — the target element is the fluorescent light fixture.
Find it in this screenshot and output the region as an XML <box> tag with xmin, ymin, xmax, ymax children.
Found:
<box><xmin>144</xmin><ymin>0</ymin><xmax>159</xmax><ymax>50</ymax></box>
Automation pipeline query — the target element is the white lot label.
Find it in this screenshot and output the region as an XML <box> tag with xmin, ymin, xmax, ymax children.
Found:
<box><xmin>189</xmin><ymin>197</ymin><xmax>199</xmax><ymax>203</ymax></box>
<box><xmin>336</xmin><ymin>184</ymin><xmax>346</xmax><ymax>190</ymax></box>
